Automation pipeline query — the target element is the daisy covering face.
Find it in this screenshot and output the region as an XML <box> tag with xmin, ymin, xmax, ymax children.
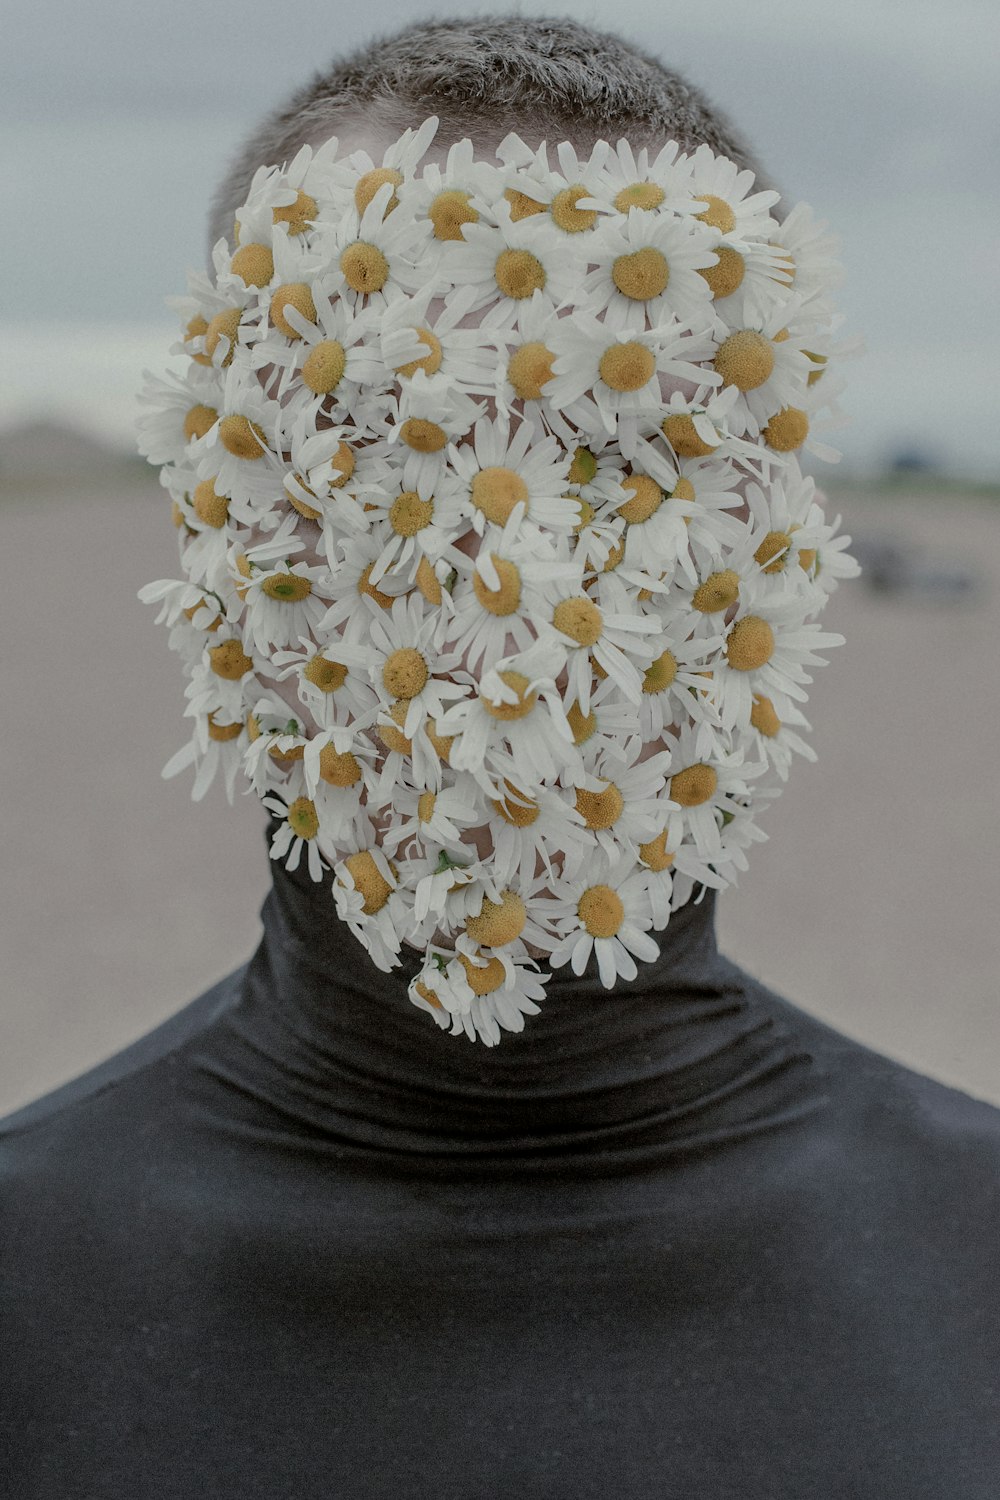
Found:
<box><xmin>138</xmin><ymin>117</ymin><xmax>858</xmax><ymax>1046</ymax></box>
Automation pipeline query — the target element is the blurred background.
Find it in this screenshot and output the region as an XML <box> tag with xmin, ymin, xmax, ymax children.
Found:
<box><xmin>1</xmin><ymin>0</ymin><xmax>998</xmax><ymax>1113</ymax></box>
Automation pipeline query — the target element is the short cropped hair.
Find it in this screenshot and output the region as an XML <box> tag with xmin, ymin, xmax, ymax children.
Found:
<box><xmin>209</xmin><ymin>15</ymin><xmax>770</xmax><ymax>248</ymax></box>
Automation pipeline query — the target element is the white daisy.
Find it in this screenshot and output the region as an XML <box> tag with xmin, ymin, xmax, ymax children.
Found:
<box><xmin>660</xmin><ymin>724</ymin><xmax>763</xmax><ymax>860</ymax></box>
<box><xmin>448</xmin><ymin>414</ymin><xmax>579</xmax><ymax>538</ymax></box>
<box><xmin>585</xmin><ymin>137</ymin><xmax>698</xmax><ymax>219</ymax></box>
<box><xmin>573</xmin><ymin>208</ymin><xmax>718</xmax><ymax>332</ymax></box>
<box><xmin>270</xmin><ymin>634</ymin><xmax>381</xmax><ymax>730</ymax></box>
<box><xmin>364</xmin><ymin>593</ymin><xmax>468</xmax><ymax>739</ymax></box>
<box><xmin>545</xmin><ymin>854</ymin><xmax>660</xmax><ymax>988</ymax></box>
<box><xmin>447</xmin><ymin>515</ymin><xmax>576</xmax><ymax>673</ymax></box>
<box><xmin>263</xmin><ymin>788</ymin><xmax>330</xmax><ymax>882</ymax></box>
<box><xmin>436</xmin><ymin>641</ymin><xmax>580</xmax><ymax>793</ymax></box>
<box><xmin>546</xmin><ymin>313</ymin><xmax>721</xmax><ymax>433</ymax></box>
<box><xmin>443</xmin><ymin>195</ymin><xmax>583</xmax><ymax>315</ymax></box>
<box><xmin>709</xmin><ymin>589</ymin><xmax>846</xmax><ymax>733</ymax></box>
<box><xmin>685</xmin><ymin>143</ymin><xmax>780</xmax><ymax>245</ymax></box>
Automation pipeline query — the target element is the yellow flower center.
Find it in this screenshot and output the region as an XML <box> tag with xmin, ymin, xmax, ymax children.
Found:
<box><xmin>209</xmin><ymin>640</ymin><xmax>252</xmax><ymax>680</ymax></box>
<box><xmin>400</xmin><ymin>418</ymin><xmax>447</xmax><ymax>453</ymax></box>
<box><xmin>429</xmin><ymin>189</ymin><xmax>479</xmax><ymax>240</ymax></box>
<box><xmin>553</xmin><ymin>595</ymin><xmax>603</xmax><ymax>647</ymax></box>
<box><xmin>390</xmin><ymin>490</ymin><xmax>434</xmax><ymax>536</ymax></box>
<box><xmin>193</xmin><ymin>478</ymin><xmax>229</xmax><ymax>529</ymax></box>
<box><xmin>382</xmin><ymin>647</ymin><xmax>429</xmax><ymax>699</ymax></box>
<box><xmin>566</xmin><ymin>701</ymin><xmax>597</xmax><ymax>744</ymax></box>
<box><xmin>751</xmin><ymin>696</ymin><xmax>782</xmax><ymax>737</ymax></box>
<box><xmin>465</xmin><ymin>890</ymin><xmax>527</xmax><ymax>948</ymax></box>
<box><xmin>726</xmin><ymin>616</ymin><xmax>775</xmax><ymax>671</ymax></box>
<box><xmin>714</xmin><ymin>330</ymin><xmax>775</xmax><ymax>391</ymax></box>
<box><xmin>319</xmin><ymin>745</ymin><xmax>362</xmax><ymax>787</ymax></box>
<box><xmin>395</xmin><ymin>327</ymin><xmax>443</xmax><ymax>378</ymax></box>
<box><xmin>426</xmin><ymin>717</ymin><xmax>454</xmax><ymax>764</ymax></box>
<box><xmin>262</xmin><ymin>572</ymin><xmax>311</xmax><ymax>602</ymax></box>
<box><xmin>763</xmin><ymin>407</ymin><xmax>809</xmax><ymax>452</ymax></box>
<box><xmin>755</xmin><ymin>530</ymin><xmax>792</xmax><ymax>573</ymax></box>
<box><xmin>639</xmin><ymin>830</ymin><xmax>674</xmax><ymax>872</ymax></box>
<box><xmin>328</xmin><ymin>441</ymin><xmax>355</xmax><ymax>487</ymax></box>
<box><xmin>805</xmin><ymin>351</ymin><xmax>828</xmax><ymax>386</ymax></box>
<box><xmin>354</xmin><ymin>166</ymin><xmax>403</xmax><ymax>217</ymax></box>
<box><xmin>672</xmin><ymin>477</ymin><xmax>696</xmax><ymax>502</ymax></box>
<box><xmin>183</xmin><ymin>404</ymin><xmax>218</xmax><ymax>442</ymax></box>
<box><xmin>305</xmin><ymin>654</ymin><xmax>348</xmax><ymax>692</ymax></box>
<box><xmin>619</xmin><ymin>473</ymin><xmax>663</xmax><ymax>524</ymax></box>
<box><xmin>284</xmin><ymin>473</ymin><xmax>321</xmax><ymax>521</ymax></box>
<box><xmin>377</xmin><ymin>701</ymin><xmax>412</xmax><ymax>754</ymax></box>
<box><xmin>695</xmin><ymin>194</ymin><xmax>736</xmax><ymax>233</ymax></box>
<box><xmin>507</xmin><ymin>342</ymin><xmax>556</xmax><ymax>400</ymax></box>
<box><xmin>661</xmin><ymin>413</ymin><xmax>715</xmax><ymax>458</ymax></box>
<box><xmin>568</xmin><ymin>445</ymin><xmax>598</xmax><ymax>485</ymax></box>
<box><xmin>613</xmin><ymin>181</ymin><xmax>666</xmax><ymax>213</ymax></box>
<box><xmin>273</xmin><ymin>191</ymin><xmax>317</xmax><ymax>236</ymax></box>
<box><xmin>345</xmin><ymin>851</ymin><xmax>394</xmax><ymax>913</ymax></box>
<box><xmin>270</xmin><ymin>283</ymin><xmax>316</xmax><ymax>339</ymax></box>
<box><xmin>693</xmin><ymin>569</ymin><xmax>740</xmax><ymax>613</ymax></box>
<box><xmin>670</xmin><ymin>763</ymin><xmax>718</xmax><ymax>807</ymax></box>
<box><xmin>699</xmin><ymin>246</ymin><xmax>745</xmax><ymax>299</ymax></box>
<box><xmin>358</xmin><ymin>563</ymin><xmax>395</xmax><ymax>609</ymax></box>
<box><xmin>504</xmin><ymin>187</ymin><xmax>547</xmax><ymax>220</ymax></box>
<box><xmin>578</xmin><ymin>885</ymin><xmax>624</xmax><ymax>939</ymax></box>
<box><xmin>483</xmin><ymin>669</ymin><xmax>537</xmax><ymax>721</ymax></box>
<box><xmin>458</xmin><ymin>951</ymin><xmax>507</xmax><ymax>996</ymax></box>
<box><xmin>612</xmin><ymin>247</ymin><xmax>670</xmax><ymax>301</ymax></box>
<box><xmin>230</xmin><ymin>243</ymin><xmax>274</xmax><ymax>288</ymax></box>
<box><xmin>207</xmin><ymin>713</ymin><xmax>242</xmax><ymax>743</ymax></box>
<box><xmin>550</xmin><ymin>184</ymin><xmax>597</xmax><ymax>232</ymax></box>
<box><xmin>184</xmin><ymin>314</ymin><xmax>209</xmax><ymax>361</ymax></box>
<box><xmin>642</xmin><ymin>649</ymin><xmax>677</xmax><ymax>693</ymax></box>
<box><xmin>494</xmin><ymin>248</ymin><xmax>546</xmax><ymax>299</ymax></box>
<box><xmin>416</xmin><ymin>790</ymin><xmax>437</xmax><ymax>823</ymax></box>
<box><xmin>574</xmin><ymin>497</ymin><xmax>595</xmax><ymax>530</ymax></box>
<box><xmin>491</xmin><ymin>780</ymin><xmax>540</xmax><ymax>827</ymax></box>
<box><xmin>473</xmin><ymin>557</ymin><xmax>522</xmax><ymax>616</ymax></box>
<box><xmin>183</xmin><ymin>599</ymin><xmax>222</xmax><ymax>631</ymax></box>
<box><xmin>219</xmin><ymin>414</ymin><xmax>267</xmax><ymax>460</ymax></box>
<box><xmin>599</xmin><ymin>341</ymin><xmax>656</xmax><ymax>392</ymax></box>
<box><xmin>288</xmin><ymin>797</ymin><xmax>319</xmax><ymax>840</ymax></box>
<box><xmin>340</xmin><ymin>241</ymin><xmax>390</xmax><ymax>294</ymax></box>
<box><xmin>204</xmin><ymin>307</ymin><xmax>241</xmax><ymax>365</ymax></box>
<box><xmin>574</xmin><ymin>781</ymin><xmax>624</xmax><ymax>830</ymax></box>
<box><xmin>415</xmin><ymin>557</ymin><xmax>442</xmax><ymax>605</ymax></box>
<box><xmin>414</xmin><ymin>979</ymin><xmax>444</xmax><ymax>1010</ymax></box>
<box><xmin>602</xmin><ymin>539</ymin><xmax>626</xmax><ymax>573</ymax></box>
<box><xmin>799</xmin><ymin>547</ymin><xmax>818</xmax><ymax>574</ymax></box>
<box><xmin>471</xmin><ymin>465</ymin><xmax>529</xmax><ymax>525</ymax></box>
<box><xmin>302</xmin><ymin>340</ymin><xmax>346</xmax><ymax>395</ymax></box>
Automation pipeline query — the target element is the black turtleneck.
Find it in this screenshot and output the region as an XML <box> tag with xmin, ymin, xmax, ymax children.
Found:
<box><xmin>2</xmin><ymin>828</ymin><xmax>998</xmax><ymax>1499</ymax></box>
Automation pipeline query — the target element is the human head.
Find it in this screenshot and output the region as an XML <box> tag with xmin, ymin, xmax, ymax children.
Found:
<box><xmin>209</xmin><ymin>15</ymin><xmax>774</xmax><ymax>253</ymax></box>
<box><xmin>139</xmin><ymin>16</ymin><xmax>855</xmax><ymax>1045</ymax></box>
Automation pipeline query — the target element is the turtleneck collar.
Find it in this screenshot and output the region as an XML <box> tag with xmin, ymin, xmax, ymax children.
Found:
<box><xmin>191</xmin><ymin>828</ymin><xmax>831</xmax><ymax>1174</ymax></box>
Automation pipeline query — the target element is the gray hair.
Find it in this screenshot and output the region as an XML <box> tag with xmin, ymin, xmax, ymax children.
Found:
<box><xmin>209</xmin><ymin>14</ymin><xmax>772</xmax><ymax>250</ymax></box>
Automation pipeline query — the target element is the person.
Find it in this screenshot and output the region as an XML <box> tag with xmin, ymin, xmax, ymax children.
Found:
<box><xmin>1</xmin><ymin>17</ymin><xmax>997</xmax><ymax>1498</ymax></box>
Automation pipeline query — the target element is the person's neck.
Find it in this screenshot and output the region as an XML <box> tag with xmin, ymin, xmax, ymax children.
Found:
<box><xmin>208</xmin><ymin>836</ymin><xmax>830</xmax><ymax>1173</ymax></box>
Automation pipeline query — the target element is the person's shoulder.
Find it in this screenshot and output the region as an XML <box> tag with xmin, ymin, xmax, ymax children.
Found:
<box><xmin>763</xmin><ymin>979</ymin><xmax>1000</xmax><ymax>1176</ymax></box>
<box><xmin>0</xmin><ymin>968</ymin><xmax>243</xmax><ymax>1166</ymax></box>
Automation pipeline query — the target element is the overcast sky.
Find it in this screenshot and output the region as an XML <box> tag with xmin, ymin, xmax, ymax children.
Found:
<box><xmin>3</xmin><ymin>0</ymin><xmax>998</xmax><ymax>474</ymax></box>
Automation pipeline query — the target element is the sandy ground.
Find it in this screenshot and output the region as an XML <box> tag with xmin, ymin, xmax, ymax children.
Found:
<box><xmin>1</xmin><ymin>471</ymin><xmax>998</xmax><ymax>1115</ymax></box>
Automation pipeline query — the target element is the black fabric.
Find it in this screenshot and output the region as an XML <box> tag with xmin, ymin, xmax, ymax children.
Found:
<box><xmin>2</xmin><ymin>831</ymin><xmax>998</xmax><ymax>1499</ymax></box>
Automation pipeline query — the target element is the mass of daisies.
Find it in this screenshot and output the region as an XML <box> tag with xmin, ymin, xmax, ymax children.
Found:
<box><xmin>137</xmin><ymin>115</ymin><xmax>859</xmax><ymax>1045</ymax></box>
